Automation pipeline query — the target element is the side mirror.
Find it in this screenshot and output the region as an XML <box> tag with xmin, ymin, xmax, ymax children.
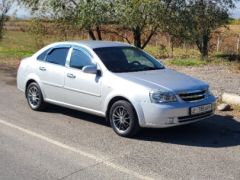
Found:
<box><xmin>82</xmin><ymin>65</ymin><xmax>98</xmax><ymax>74</ymax></box>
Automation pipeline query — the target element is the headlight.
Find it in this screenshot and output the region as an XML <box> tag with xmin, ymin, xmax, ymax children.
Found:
<box><xmin>149</xmin><ymin>90</ymin><xmax>177</xmax><ymax>103</ymax></box>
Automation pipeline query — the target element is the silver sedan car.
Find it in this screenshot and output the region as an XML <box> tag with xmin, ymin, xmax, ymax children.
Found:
<box><xmin>17</xmin><ymin>41</ymin><xmax>216</xmax><ymax>137</ymax></box>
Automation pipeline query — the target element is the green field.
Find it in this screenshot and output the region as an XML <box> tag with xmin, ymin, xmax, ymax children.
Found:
<box><xmin>0</xmin><ymin>31</ymin><xmax>35</xmax><ymax>58</ymax></box>
<box><xmin>0</xmin><ymin>30</ymin><xmax>239</xmax><ymax>70</ymax></box>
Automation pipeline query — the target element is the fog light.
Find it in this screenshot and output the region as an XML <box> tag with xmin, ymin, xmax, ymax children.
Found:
<box><xmin>166</xmin><ymin>117</ymin><xmax>175</xmax><ymax>125</ymax></box>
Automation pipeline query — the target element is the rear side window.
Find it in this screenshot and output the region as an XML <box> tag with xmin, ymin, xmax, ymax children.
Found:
<box><xmin>37</xmin><ymin>49</ymin><xmax>49</xmax><ymax>61</ymax></box>
<box><xmin>70</xmin><ymin>49</ymin><xmax>92</xmax><ymax>69</ymax></box>
<box><xmin>46</xmin><ymin>48</ymin><xmax>69</xmax><ymax>66</ymax></box>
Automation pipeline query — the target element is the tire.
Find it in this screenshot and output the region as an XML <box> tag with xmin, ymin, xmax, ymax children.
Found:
<box><xmin>109</xmin><ymin>100</ymin><xmax>140</xmax><ymax>137</ymax></box>
<box><xmin>26</xmin><ymin>82</ymin><xmax>46</xmax><ymax>111</ymax></box>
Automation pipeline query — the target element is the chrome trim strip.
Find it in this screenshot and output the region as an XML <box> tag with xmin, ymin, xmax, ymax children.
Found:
<box><xmin>64</xmin><ymin>86</ymin><xmax>101</xmax><ymax>97</ymax></box>
<box><xmin>180</xmin><ymin>94</ymin><xmax>205</xmax><ymax>99</ymax></box>
<box><xmin>42</xmin><ymin>81</ymin><xmax>64</xmax><ymax>88</ymax></box>
<box><xmin>178</xmin><ymin>89</ymin><xmax>207</xmax><ymax>102</ymax></box>
<box><xmin>42</xmin><ymin>82</ymin><xmax>101</xmax><ymax>97</ymax></box>
<box><xmin>178</xmin><ymin>89</ymin><xmax>206</xmax><ymax>94</ymax></box>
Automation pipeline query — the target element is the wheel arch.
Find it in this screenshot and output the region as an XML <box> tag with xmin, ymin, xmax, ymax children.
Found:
<box><xmin>24</xmin><ymin>74</ymin><xmax>45</xmax><ymax>99</ymax></box>
<box><xmin>25</xmin><ymin>79</ymin><xmax>37</xmax><ymax>97</ymax></box>
<box><xmin>106</xmin><ymin>96</ymin><xmax>139</xmax><ymax>123</ymax></box>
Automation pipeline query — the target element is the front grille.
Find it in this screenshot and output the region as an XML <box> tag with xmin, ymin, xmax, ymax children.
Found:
<box><xmin>178</xmin><ymin>90</ymin><xmax>206</xmax><ymax>102</ymax></box>
<box><xmin>178</xmin><ymin>111</ymin><xmax>213</xmax><ymax>123</ymax></box>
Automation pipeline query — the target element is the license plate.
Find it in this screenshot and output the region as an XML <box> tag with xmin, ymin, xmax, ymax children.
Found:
<box><xmin>191</xmin><ymin>104</ymin><xmax>212</xmax><ymax>115</ymax></box>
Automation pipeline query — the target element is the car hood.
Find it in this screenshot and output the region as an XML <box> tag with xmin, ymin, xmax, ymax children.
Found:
<box><xmin>115</xmin><ymin>69</ymin><xmax>209</xmax><ymax>93</ymax></box>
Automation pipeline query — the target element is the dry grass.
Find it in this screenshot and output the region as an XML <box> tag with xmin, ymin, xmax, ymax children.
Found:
<box><xmin>228</xmin><ymin>24</ymin><xmax>240</xmax><ymax>34</ymax></box>
<box><xmin>232</xmin><ymin>105</ymin><xmax>240</xmax><ymax>117</ymax></box>
<box><xmin>0</xmin><ymin>58</ymin><xmax>20</xmax><ymax>71</ymax></box>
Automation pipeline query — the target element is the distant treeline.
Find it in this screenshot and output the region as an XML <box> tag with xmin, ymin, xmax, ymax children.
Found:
<box><xmin>1</xmin><ymin>0</ymin><xmax>240</xmax><ymax>60</ymax></box>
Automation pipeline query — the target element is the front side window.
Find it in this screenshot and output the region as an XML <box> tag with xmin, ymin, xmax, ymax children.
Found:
<box><xmin>94</xmin><ymin>47</ymin><xmax>164</xmax><ymax>73</ymax></box>
<box><xmin>70</xmin><ymin>49</ymin><xmax>93</xmax><ymax>69</ymax></box>
<box><xmin>46</xmin><ymin>48</ymin><xmax>69</xmax><ymax>66</ymax></box>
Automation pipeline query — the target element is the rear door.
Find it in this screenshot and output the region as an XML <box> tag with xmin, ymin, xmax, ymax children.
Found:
<box><xmin>36</xmin><ymin>46</ymin><xmax>70</xmax><ymax>102</ymax></box>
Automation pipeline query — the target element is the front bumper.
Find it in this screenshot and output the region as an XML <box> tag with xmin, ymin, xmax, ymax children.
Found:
<box><xmin>138</xmin><ymin>95</ymin><xmax>216</xmax><ymax>128</ymax></box>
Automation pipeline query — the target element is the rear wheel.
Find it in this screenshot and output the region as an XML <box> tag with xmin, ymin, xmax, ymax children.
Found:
<box><xmin>26</xmin><ymin>82</ymin><xmax>46</xmax><ymax>111</ymax></box>
<box><xmin>109</xmin><ymin>100</ymin><xmax>140</xmax><ymax>137</ymax></box>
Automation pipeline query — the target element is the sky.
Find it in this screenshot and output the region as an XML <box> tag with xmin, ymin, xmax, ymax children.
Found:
<box><xmin>7</xmin><ymin>2</ymin><xmax>240</xmax><ymax>19</ymax></box>
<box><xmin>232</xmin><ymin>1</ymin><xmax>240</xmax><ymax>18</ymax></box>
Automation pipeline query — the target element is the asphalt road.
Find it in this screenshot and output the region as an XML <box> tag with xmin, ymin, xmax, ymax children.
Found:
<box><xmin>0</xmin><ymin>69</ymin><xmax>240</xmax><ymax>180</ymax></box>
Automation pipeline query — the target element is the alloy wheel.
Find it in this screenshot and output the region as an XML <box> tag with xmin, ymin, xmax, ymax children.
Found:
<box><xmin>27</xmin><ymin>85</ymin><xmax>41</xmax><ymax>109</ymax></box>
<box><xmin>112</xmin><ymin>105</ymin><xmax>131</xmax><ymax>133</ymax></box>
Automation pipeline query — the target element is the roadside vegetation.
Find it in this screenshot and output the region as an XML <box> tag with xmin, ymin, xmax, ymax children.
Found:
<box><xmin>0</xmin><ymin>0</ymin><xmax>11</xmax><ymax>39</ymax></box>
<box><xmin>0</xmin><ymin>0</ymin><xmax>240</xmax><ymax>70</ymax></box>
<box><xmin>18</xmin><ymin>0</ymin><xmax>240</xmax><ymax>60</ymax></box>
<box><xmin>1</xmin><ymin>27</ymin><xmax>240</xmax><ymax>70</ymax></box>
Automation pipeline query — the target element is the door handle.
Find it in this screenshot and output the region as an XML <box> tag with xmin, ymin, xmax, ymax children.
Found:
<box><xmin>67</xmin><ymin>73</ymin><xmax>76</xmax><ymax>79</ymax></box>
<box><xmin>39</xmin><ymin>66</ymin><xmax>46</xmax><ymax>71</ymax></box>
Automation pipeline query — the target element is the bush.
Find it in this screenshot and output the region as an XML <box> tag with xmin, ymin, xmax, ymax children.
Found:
<box><xmin>28</xmin><ymin>19</ymin><xmax>47</xmax><ymax>49</ymax></box>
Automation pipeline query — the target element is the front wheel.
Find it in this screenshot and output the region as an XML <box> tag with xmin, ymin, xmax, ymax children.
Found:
<box><xmin>26</xmin><ymin>82</ymin><xmax>46</xmax><ymax>111</ymax></box>
<box><xmin>109</xmin><ymin>100</ymin><xmax>140</xmax><ymax>137</ymax></box>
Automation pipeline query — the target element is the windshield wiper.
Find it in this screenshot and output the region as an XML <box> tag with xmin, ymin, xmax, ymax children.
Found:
<box><xmin>114</xmin><ymin>67</ymin><xmax>164</xmax><ymax>73</ymax></box>
<box><xmin>140</xmin><ymin>67</ymin><xmax>164</xmax><ymax>71</ymax></box>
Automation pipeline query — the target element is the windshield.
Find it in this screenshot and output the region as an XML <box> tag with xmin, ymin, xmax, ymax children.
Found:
<box><xmin>94</xmin><ymin>46</ymin><xmax>164</xmax><ymax>73</ymax></box>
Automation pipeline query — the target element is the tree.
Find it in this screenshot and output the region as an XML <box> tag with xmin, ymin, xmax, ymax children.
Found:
<box><xmin>73</xmin><ymin>0</ymin><xmax>113</xmax><ymax>40</ymax></box>
<box><xmin>19</xmin><ymin>0</ymin><xmax>112</xmax><ymax>40</ymax></box>
<box><xmin>178</xmin><ymin>0</ymin><xmax>238</xmax><ymax>60</ymax></box>
<box><xmin>161</xmin><ymin>1</ymin><xmax>190</xmax><ymax>56</ymax></box>
<box><xmin>20</xmin><ymin>0</ymin><xmax>177</xmax><ymax>49</ymax></box>
<box><xmin>20</xmin><ymin>0</ymin><xmax>239</xmax><ymax>53</ymax></box>
<box><xmin>0</xmin><ymin>0</ymin><xmax>11</xmax><ymax>40</ymax></box>
<box><xmin>114</xmin><ymin>0</ymin><xmax>176</xmax><ymax>49</ymax></box>
<box><xmin>163</xmin><ymin>0</ymin><xmax>240</xmax><ymax>60</ymax></box>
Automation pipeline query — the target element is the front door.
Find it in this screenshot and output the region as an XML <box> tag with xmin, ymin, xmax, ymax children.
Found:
<box><xmin>64</xmin><ymin>48</ymin><xmax>102</xmax><ymax>111</ymax></box>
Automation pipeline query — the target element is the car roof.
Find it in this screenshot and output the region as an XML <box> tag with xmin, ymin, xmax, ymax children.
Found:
<box><xmin>60</xmin><ymin>40</ymin><xmax>132</xmax><ymax>49</ymax></box>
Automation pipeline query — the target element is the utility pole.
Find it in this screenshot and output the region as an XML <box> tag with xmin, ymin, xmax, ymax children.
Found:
<box><xmin>237</xmin><ymin>34</ymin><xmax>240</xmax><ymax>54</ymax></box>
<box><xmin>216</xmin><ymin>35</ymin><xmax>221</xmax><ymax>53</ymax></box>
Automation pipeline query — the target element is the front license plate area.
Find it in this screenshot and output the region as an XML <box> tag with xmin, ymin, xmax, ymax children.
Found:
<box><xmin>191</xmin><ymin>104</ymin><xmax>212</xmax><ymax>115</ymax></box>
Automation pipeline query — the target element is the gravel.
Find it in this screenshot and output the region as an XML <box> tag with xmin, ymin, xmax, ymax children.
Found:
<box><xmin>169</xmin><ymin>65</ymin><xmax>240</xmax><ymax>98</ymax></box>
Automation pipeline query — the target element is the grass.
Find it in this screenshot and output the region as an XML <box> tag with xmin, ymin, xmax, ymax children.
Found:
<box><xmin>0</xmin><ymin>49</ymin><xmax>34</xmax><ymax>59</ymax></box>
<box><xmin>0</xmin><ymin>31</ymin><xmax>36</xmax><ymax>59</ymax></box>
<box><xmin>229</xmin><ymin>19</ymin><xmax>240</xmax><ymax>25</ymax></box>
<box><xmin>0</xmin><ymin>31</ymin><xmax>37</xmax><ymax>70</ymax></box>
<box><xmin>166</xmin><ymin>58</ymin><xmax>207</xmax><ymax>66</ymax></box>
<box><xmin>0</xmin><ymin>30</ymin><xmax>240</xmax><ymax>70</ymax></box>
<box><xmin>145</xmin><ymin>45</ymin><xmax>200</xmax><ymax>59</ymax></box>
